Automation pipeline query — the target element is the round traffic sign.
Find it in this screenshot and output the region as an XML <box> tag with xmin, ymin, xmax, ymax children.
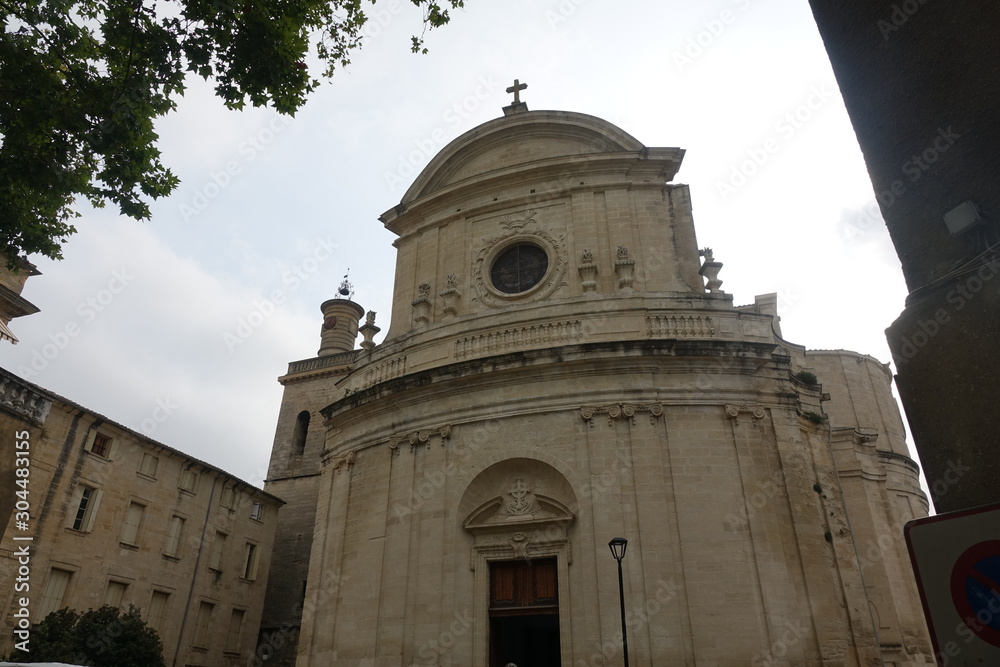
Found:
<box><xmin>950</xmin><ymin>540</ymin><xmax>1000</xmax><ymax>647</ymax></box>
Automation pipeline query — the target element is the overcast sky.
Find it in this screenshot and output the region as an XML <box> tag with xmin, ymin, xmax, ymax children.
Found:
<box><xmin>0</xmin><ymin>0</ymin><xmax>911</xmax><ymax>486</ymax></box>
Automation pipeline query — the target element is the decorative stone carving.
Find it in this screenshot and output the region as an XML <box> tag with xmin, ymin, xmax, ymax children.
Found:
<box><xmin>473</xmin><ymin>211</ymin><xmax>567</xmax><ymax>307</ymax></box>
<box><xmin>454</xmin><ymin>320</ymin><xmax>583</xmax><ymax>359</ymax></box>
<box><xmin>498</xmin><ymin>478</ymin><xmax>542</xmax><ymax>518</ymax></box>
<box><xmin>361</xmin><ymin>355</ymin><xmax>407</xmax><ymax>389</ymax></box>
<box><xmin>699</xmin><ymin>247</ymin><xmax>724</xmax><ymax>293</ymax></box>
<box><xmin>0</xmin><ymin>374</ymin><xmax>52</xmax><ymax>425</ymax></box>
<box><xmin>578</xmin><ymin>248</ymin><xmax>598</xmax><ymax>292</ymax></box>
<box><xmin>614</xmin><ymin>245</ymin><xmax>635</xmax><ymax>291</ymax></box>
<box><xmin>647</xmin><ymin>314</ymin><xmax>715</xmax><ymax>338</ymax></box>
<box><xmin>509</xmin><ymin>532</ymin><xmax>530</xmax><ymax>559</ymax></box>
<box><xmin>326</xmin><ymin>450</ymin><xmax>356</xmax><ymax>471</ymax></box>
<box><xmin>359</xmin><ymin>310</ymin><xmax>380</xmax><ymax>350</ymax></box>
<box><xmin>412</xmin><ymin>283</ymin><xmax>432</xmax><ymax>325</ymax></box>
<box><xmin>580</xmin><ymin>403</ymin><xmax>664</xmax><ymax>427</ymax></box>
<box><xmin>725</xmin><ymin>402</ymin><xmax>766</xmax><ymax>421</ymax></box>
<box><xmin>500</xmin><ymin>210</ymin><xmax>536</xmax><ymax>231</ymax></box>
<box><xmin>387</xmin><ymin>424</ymin><xmax>453</xmax><ymax>453</ymax></box>
<box><xmin>440</xmin><ymin>274</ymin><xmax>462</xmax><ymax>317</ymax></box>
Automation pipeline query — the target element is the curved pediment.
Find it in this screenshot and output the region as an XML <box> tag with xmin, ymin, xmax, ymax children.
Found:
<box><xmin>459</xmin><ymin>457</ymin><xmax>578</xmax><ymax>535</ymax></box>
<box><xmin>401</xmin><ymin>110</ymin><xmax>646</xmax><ymax>205</ymax></box>
<box><xmin>463</xmin><ymin>493</ymin><xmax>575</xmax><ymax>534</ymax></box>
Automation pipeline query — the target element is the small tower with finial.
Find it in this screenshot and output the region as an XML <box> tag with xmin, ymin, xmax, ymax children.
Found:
<box><xmin>317</xmin><ymin>271</ymin><xmax>366</xmax><ymax>356</ymax></box>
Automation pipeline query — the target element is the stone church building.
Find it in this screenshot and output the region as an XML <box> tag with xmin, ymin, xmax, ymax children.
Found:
<box><xmin>260</xmin><ymin>96</ymin><xmax>932</xmax><ymax>666</ymax></box>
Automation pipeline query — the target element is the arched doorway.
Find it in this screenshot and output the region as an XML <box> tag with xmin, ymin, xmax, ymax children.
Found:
<box><xmin>459</xmin><ymin>458</ymin><xmax>578</xmax><ymax>667</ymax></box>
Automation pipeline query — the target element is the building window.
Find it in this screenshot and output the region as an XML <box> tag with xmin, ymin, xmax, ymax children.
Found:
<box><xmin>225</xmin><ymin>608</ymin><xmax>246</xmax><ymax>653</ymax></box>
<box><xmin>178</xmin><ymin>469</ymin><xmax>198</xmax><ymax>493</ymax></box>
<box><xmin>250</xmin><ymin>501</ymin><xmax>263</xmax><ymax>521</ymax></box>
<box><xmin>193</xmin><ymin>601</ymin><xmax>214</xmax><ymax>648</ymax></box>
<box><xmin>147</xmin><ymin>590</ymin><xmax>169</xmax><ymax>631</ymax></box>
<box><xmin>220</xmin><ymin>485</ymin><xmax>235</xmax><ymax>509</ymax></box>
<box><xmin>164</xmin><ymin>515</ymin><xmax>185</xmax><ymax>557</ymax></box>
<box><xmin>241</xmin><ymin>543</ymin><xmax>259</xmax><ymax>581</ymax></box>
<box><xmin>292</xmin><ymin>410</ymin><xmax>310</xmax><ymax>454</ymax></box>
<box><xmin>104</xmin><ymin>580</ymin><xmax>128</xmax><ymax>608</ymax></box>
<box><xmin>68</xmin><ymin>485</ymin><xmax>102</xmax><ymax>532</ymax></box>
<box><xmin>209</xmin><ymin>531</ymin><xmax>227</xmax><ymax>571</ymax></box>
<box><xmin>138</xmin><ymin>453</ymin><xmax>159</xmax><ymax>478</ymax></box>
<box><xmin>120</xmin><ymin>502</ymin><xmax>145</xmax><ymax>546</ymax></box>
<box><xmin>83</xmin><ymin>431</ymin><xmax>114</xmax><ymax>458</ymax></box>
<box><xmin>490</xmin><ymin>243</ymin><xmax>549</xmax><ymax>294</ymax></box>
<box><xmin>91</xmin><ymin>433</ymin><xmax>112</xmax><ymax>457</ymax></box>
<box><xmin>37</xmin><ymin>568</ymin><xmax>73</xmax><ymax>621</ymax></box>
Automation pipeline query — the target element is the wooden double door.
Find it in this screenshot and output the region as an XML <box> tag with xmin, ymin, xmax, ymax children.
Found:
<box><xmin>488</xmin><ymin>557</ymin><xmax>561</xmax><ymax>667</ymax></box>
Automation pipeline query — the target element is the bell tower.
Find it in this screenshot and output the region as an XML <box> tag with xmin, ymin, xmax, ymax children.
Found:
<box><xmin>258</xmin><ymin>273</ymin><xmax>371</xmax><ymax>666</ymax></box>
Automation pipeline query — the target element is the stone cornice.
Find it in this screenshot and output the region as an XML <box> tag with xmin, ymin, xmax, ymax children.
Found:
<box><xmin>322</xmin><ymin>338</ymin><xmax>779</xmax><ymax>421</ymax></box>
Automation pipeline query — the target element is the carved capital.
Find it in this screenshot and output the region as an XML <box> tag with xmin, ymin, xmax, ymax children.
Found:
<box><xmin>725</xmin><ymin>403</ymin><xmax>766</xmax><ymax>421</ymax></box>
<box><xmin>581</xmin><ymin>403</ymin><xmax>663</xmax><ymax>427</ymax></box>
<box><xmin>388</xmin><ymin>423</ymin><xmax>453</xmax><ymax>453</ymax></box>
<box><xmin>326</xmin><ymin>450</ymin><xmax>357</xmax><ymax>471</ymax></box>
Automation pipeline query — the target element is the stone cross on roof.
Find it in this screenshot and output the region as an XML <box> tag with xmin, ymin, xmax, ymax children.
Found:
<box><xmin>507</xmin><ymin>79</ymin><xmax>527</xmax><ymax>104</ymax></box>
<box><xmin>502</xmin><ymin>78</ymin><xmax>529</xmax><ymax>116</ymax></box>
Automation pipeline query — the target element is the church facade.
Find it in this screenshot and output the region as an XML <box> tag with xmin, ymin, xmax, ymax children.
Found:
<box><xmin>260</xmin><ymin>100</ymin><xmax>932</xmax><ymax>666</ymax></box>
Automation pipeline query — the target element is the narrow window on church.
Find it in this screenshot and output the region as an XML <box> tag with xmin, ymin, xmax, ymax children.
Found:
<box><xmin>292</xmin><ymin>411</ymin><xmax>310</xmax><ymax>455</ymax></box>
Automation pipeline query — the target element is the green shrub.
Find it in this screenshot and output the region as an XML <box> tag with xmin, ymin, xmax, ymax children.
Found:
<box><xmin>793</xmin><ymin>370</ymin><xmax>818</xmax><ymax>385</ymax></box>
<box><xmin>9</xmin><ymin>605</ymin><xmax>165</xmax><ymax>667</ymax></box>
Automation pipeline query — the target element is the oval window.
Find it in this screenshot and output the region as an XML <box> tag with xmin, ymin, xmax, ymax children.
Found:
<box><xmin>490</xmin><ymin>244</ymin><xmax>549</xmax><ymax>294</ymax></box>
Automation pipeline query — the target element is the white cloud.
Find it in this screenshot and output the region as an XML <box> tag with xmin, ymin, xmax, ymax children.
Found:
<box><xmin>1</xmin><ymin>0</ymin><xmax>918</xmax><ymax>483</ymax></box>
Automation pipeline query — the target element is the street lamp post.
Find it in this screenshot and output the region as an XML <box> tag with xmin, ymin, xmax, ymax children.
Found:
<box><xmin>608</xmin><ymin>537</ymin><xmax>629</xmax><ymax>667</ymax></box>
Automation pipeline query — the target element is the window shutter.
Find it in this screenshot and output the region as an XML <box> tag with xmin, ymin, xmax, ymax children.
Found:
<box><xmin>82</xmin><ymin>431</ymin><xmax>96</xmax><ymax>453</ymax></box>
<box><xmin>65</xmin><ymin>486</ymin><xmax>84</xmax><ymax>529</ymax></box>
<box><xmin>120</xmin><ymin>503</ymin><xmax>144</xmax><ymax>545</ymax></box>
<box><xmin>83</xmin><ymin>489</ymin><xmax>102</xmax><ymax>532</ymax></box>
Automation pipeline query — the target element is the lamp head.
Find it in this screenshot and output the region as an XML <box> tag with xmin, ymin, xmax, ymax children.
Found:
<box><xmin>608</xmin><ymin>537</ymin><xmax>628</xmax><ymax>561</ymax></box>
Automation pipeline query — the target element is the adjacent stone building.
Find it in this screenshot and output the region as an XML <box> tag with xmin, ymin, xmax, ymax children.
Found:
<box><xmin>260</xmin><ymin>101</ymin><xmax>933</xmax><ymax>666</ymax></box>
<box><xmin>0</xmin><ymin>367</ymin><xmax>283</xmax><ymax>667</ymax></box>
<box><xmin>0</xmin><ymin>257</ymin><xmax>39</xmax><ymax>345</ymax></box>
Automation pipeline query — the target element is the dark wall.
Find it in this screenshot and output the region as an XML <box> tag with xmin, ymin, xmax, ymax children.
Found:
<box><xmin>808</xmin><ymin>0</ymin><xmax>1000</xmax><ymax>512</ymax></box>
